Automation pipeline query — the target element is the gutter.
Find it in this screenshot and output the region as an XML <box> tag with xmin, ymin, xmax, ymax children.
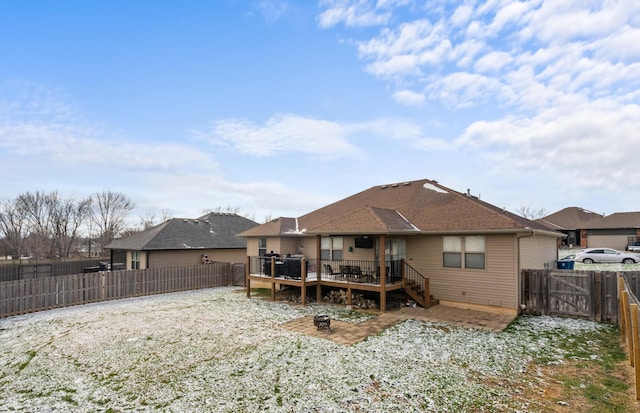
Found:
<box><xmin>517</xmin><ymin>229</ymin><xmax>535</xmax><ymax>313</ymax></box>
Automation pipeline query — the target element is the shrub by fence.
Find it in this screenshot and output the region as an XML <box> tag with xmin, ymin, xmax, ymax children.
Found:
<box><xmin>0</xmin><ymin>263</ymin><xmax>243</xmax><ymax>319</ymax></box>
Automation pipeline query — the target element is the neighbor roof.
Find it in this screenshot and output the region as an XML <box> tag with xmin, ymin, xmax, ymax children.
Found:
<box><xmin>240</xmin><ymin>179</ymin><xmax>560</xmax><ymax>237</ymax></box>
<box><xmin>536</xmin><ymin>207</ymin><xmax>604</xmax><ymax>230</ymax></box>
<box><xmin>584</xmin><ymin>212</ymin><xmax>640</xmax><ymax>229</ymax></box>
<box><xmin>106</xmin><ymin>213</ymin><xmax>259</xmax><ymax>251</ymax></box>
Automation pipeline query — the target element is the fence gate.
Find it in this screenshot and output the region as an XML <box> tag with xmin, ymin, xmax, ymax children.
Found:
<box><xmin>548</xmin><ymin>271</ymin><xmax>592</xmax><ymax>319</ymax></box>
<box><xmin>231</xmin><ymin>263</ymin><xmax>245</xmax><ymax>286</ymax></box>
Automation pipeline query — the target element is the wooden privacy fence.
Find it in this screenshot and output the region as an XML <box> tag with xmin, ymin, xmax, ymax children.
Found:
<box><xmin>0</xmin><ymin>263</ymin><xmax>244</xmax><ymax>319</ymax></box>
<box><xmin>521</xmin><ymin>269</ymin><xmax>640</xmax><ymax>324</ymax></box>
<box><xmin>619</xmin><ymin>273</ymin><xmax>640</xmax><ymax>400</ymax></box>
<box><xmin>0</xmin><ymin>259</ymin><xmax>108</xmax><ymax>281</ymax></box>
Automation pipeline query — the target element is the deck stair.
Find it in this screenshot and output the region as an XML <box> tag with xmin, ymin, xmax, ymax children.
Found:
<box><xmin>402</xmin><ymin>261</ymin><xmax>438</xmax><ymax>308</ymax></box>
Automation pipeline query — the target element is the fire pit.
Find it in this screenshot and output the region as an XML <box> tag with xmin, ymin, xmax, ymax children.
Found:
<box><xmin>313</xmin><ymin>314</ymin><xmax>331</xmax><ymax>330</ymax></box>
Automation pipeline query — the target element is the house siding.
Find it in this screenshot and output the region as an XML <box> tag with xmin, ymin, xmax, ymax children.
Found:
<box><xmin>587</xmin><ymin>231</ymin><xmax>634</xmax><ymax>250</ymax></box>
<box><xmin>519</xmin><ymin>234</ymin><xmax>557</xmax><ymax>270</ymax></box>
<box><xmin>407</xmin><ymin>234</ymin><xmax>519</xmax><ymax>310</ymax></box>
<box><xmin>147</xmin><ymin>249</ymin><xmax>247</xmax><ymax>268</ymax></box>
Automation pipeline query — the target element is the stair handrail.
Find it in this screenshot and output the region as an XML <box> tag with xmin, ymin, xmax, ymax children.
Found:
<box><xmin>402</xmin><ymin>260</ymin><xmax>430</xmax><ymax>307</ymax></box>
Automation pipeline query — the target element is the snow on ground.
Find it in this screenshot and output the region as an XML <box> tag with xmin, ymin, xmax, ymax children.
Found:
<box><xmin>0</xmin><ymin>287</ymin><xmax>612</xmax><ymax>412</ymax></box>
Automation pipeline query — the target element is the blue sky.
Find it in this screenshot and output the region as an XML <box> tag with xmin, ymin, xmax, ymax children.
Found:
<box><xmin>1</xmin><ymin>0</ymin><xmax>639</xmax><ymax>225</ymax></box>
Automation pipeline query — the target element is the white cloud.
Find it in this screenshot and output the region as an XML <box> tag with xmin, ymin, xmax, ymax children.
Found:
<box><xmin>201</xmin><ymin>114</ymin><xmax>364</xmax><ymax>159</ymax></box>
<box><xmin>392</xmin><ymin>89</ymin><xmax>425</xmax><ymax>105</ymax></box>
<box><xmin>427</xmin><ymin>72</ymin><xmax>503</xmax><ymax>108</ymax></box>
<box><xmin>253</xmin><ymin>0</ymin><xmax>289</xmax><ymax>23</ymax></box>
<box><xmin>457</xmin><ymin>99</ymin><xmax>640</xmax><ymax>190</ymax></box>
<box><xmin>473</xmin><ymin>50</ymin><xmax>513</xmax><ymax>73</ymax></box>
<box><xmin>450</xmin><ymin>5</ymin><xmax>473</xmax><ymax>27</ymax></box>
<box><xmin>323</xmin><ymin>0</ymin><xmax>640</xmax><ymax>105</ymax></box>
<box><xmin>317</xmin><ymin>0</ymin><xmax>392</xmax><ymax>28</ymax></box>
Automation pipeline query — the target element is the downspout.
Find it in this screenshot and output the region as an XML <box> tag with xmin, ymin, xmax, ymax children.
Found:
<box><xmin>517</xmin><ymin>229</ymin><xmax>535</xmax><ymax>313</ymax></box>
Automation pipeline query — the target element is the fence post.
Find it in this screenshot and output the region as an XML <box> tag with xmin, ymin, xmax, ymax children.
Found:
<box><xmin>622</xmin><ymin>290</ymin><xmax>634</xmax><ymax>367</ymax></box>
<box><xmin>619</xmin><ymin>276</ymin><xmax>626</xmax><ymax>334</ymax></box>
<box><xmin>593</xmin><ymin>272</ymin><xmax>602</xmax><ymax>322</ymax></box>
<box><xmin>631</xmin><ymin>303</ymin><xmax>640</xmax><ymax>400</ymax></box>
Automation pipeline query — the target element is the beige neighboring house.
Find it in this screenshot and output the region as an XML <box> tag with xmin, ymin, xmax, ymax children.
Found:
<box><xmin>580</xmin><ymin>212</ymin><xmax>640</xmax><ymax>251</ymax></box>
<box><xmin>240</xmin><ymin>178</ymin><xmax>563</xmax><ymax>315</ymax></box>
<box><xmin>106</xmin><ymin>212</ymin><xmax>259</xmax><ymax>270</ymax></box>
<box><xmin>536</xmin><ymin>206</ymin><xmax>604</xmax><ymax>248</ymax></box>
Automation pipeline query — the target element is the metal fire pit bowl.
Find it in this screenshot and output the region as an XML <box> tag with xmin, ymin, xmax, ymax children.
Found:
<box><xmin>313</xmin><ymin>314</ymin><xmax>331</xmax><ymax>330</ymax></box>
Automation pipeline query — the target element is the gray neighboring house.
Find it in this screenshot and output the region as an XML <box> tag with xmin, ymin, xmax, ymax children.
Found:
<box><xmin>106</xmin><ymin>212</ymin><xmax>259</xmax><ymax>270</ymax></box>
<box><xmin>536</xmin><ymin>207</ymin><xmax>604</xmax><ymax>248</ymax></box>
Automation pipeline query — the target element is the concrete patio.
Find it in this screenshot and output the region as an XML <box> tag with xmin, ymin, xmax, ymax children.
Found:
<box><xmin>281</xmin><ymin>304</ymin><xmax>517</xmax><ymax>346</ymax></box>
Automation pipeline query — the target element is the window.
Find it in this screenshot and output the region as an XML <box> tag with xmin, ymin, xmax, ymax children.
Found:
<box><xmin>443</xmin><ymin>236</ymin><xmax>485</xmax><ymax>269</ymax></box>
<box><xmin>321</xmin><ymin>236</ymin><xmax>343</xmax><ymax>260</ymax></box>
<box><xmin>443</xmin><ymin>236</ymin><xmax>462</xmax><ymax>268</ymax></box>
<box><xmin>131</xmin><ymin>251</ymin><xmax>141</xmax><ymax>269</ymax></box>
<box><xmin>258</xmin><ymin>238</ymin><xmax>267</xmax><ymax>257</ymax></box>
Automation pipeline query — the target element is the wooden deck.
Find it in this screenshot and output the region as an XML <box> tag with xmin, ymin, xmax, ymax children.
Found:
<box><xmin>245</xmin><ymin>257</ymin><xmax>427</xmax><ymax>311</ymax></box>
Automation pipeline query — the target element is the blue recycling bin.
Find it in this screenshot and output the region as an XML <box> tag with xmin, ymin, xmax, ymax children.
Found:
<box><xmin>557</xmin><ymin>259</ymin><xmax>575</xmax><ymax>270</ymax></box>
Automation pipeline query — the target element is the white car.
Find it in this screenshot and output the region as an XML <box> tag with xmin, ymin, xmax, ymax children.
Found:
<box><xmin>573</xmin><ymin>248</ymin><xmax>640</xmax><ymax>264</ymax></box>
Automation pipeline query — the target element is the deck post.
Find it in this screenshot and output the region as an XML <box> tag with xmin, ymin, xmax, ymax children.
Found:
<box><xmin>379</xmin><ymin>234</ymin><xmax>386</xmax><ymax>313</ymax></box>
<box><xmin>316</xmin><ymin>235</ymin><xmax>322</xmax><ymax>303</ymax></box>
<box><xmin>301</xmin><ymin>258</ymin><xmax>307</xmax><ymax>305</ymax></box>
<box><xmin>424</xmin><ymin>277</ymin><xmax>430</xmax><ymax>308</ymax></box>
<box><xmin>246</xmin><ymin>255</ymin><xmax>251</xmax><ymax>298</ymax></box>
<box><xmin>271</xmin><ymin>256</ymin><xmax>276</xmax><ymax>301</ymax></box>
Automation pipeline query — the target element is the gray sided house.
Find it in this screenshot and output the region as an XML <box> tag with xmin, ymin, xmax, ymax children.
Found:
<box><xmin>536</xmin><ymin>207</ymin><xmax>604</xmax><ymax>248</ymax></box>
<box><xmin>240</xmin><ymin>178</ymin><xmax>563</xmax><ymax>314</ymax></box>
<box><xmin>106</xmin><ymin>213</ymin><xmax>259</xmax><ymax>270</ymax></box>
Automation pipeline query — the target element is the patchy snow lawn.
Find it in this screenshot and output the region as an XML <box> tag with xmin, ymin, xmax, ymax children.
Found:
<box><xmin>0</xmin><ymin>287</ymin><xmax>613</xmax><ymax>412</ymax></box>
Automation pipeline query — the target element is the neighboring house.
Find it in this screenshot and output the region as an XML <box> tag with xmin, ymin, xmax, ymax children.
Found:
<box><xmin>106</xmin><ymin>213</ymin><xmax>259</xmax><ymax>270</ymax></box>
<box><xmin>536</xmin><ymin>207</ymin><xmax>604</xmax><ymax>248</ymax></box>
<box><xmin>579</xmin><ymin>212</ymin><xmax>640</xmax><ymax>251</ymax></box>
<box><xmin>240</xmin><ymin>178</ymin><xmax>563</xmax><ymax>315</ymax></box>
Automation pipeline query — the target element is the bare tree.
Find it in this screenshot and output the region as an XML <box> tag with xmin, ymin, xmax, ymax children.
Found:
<box><xmin>0</xmin><ymin>197</ymin><xmax>29</xmax><ymax>258</ymax></box>
<box><xmin>516</xmin><ymin>205</ymin><xmax>548</xmax><ymax>220</ymax></box>
<box><xmin>91</xmin><ymin>191</ymin><xmax>135</xmax><ymax>248</ymax></box>
<box><xmin>17</xmin><ymin>191</ymin><xmax>55</xmax><ymax>259</ymax></box>
<box><xmin>49</xmin><ymin>194</ymin><xmax>91</xmax><ymax>258</ymax></box>
<box><xmin>138</xmin><ymin>209</ymin><xmax>157</xmax><ymax>231</ymax></box>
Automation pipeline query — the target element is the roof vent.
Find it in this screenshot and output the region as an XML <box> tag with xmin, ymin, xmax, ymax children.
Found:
<box><xmin>380</xmin><ymin>185</ymin><xmax>387</xmax><ymax>189</ymax></box>
<box><xmin>183</xmin><ymin>219</ymin><xmax>188</xmax><ymax>222</ymax></box>
<box><xmin>391</xmin><ymin>183</ymin><xmax>398</xmax><ymax>187</ymax></box>
<box><xmin>402</xmin><ymin>182</ymin><xmax>410</xmax><ymax>186</ymax></box>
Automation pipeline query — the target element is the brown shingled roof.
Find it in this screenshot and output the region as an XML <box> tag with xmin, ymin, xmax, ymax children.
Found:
<box><xmin>242</xmin><ymin>179</ymin><xmax>559</xmax><ymax>237</ymax></box>
<box><xmin>585</xmin><ymin>212</ymin><xmax>640</xmax><ymax>229</ymax></box>
<box><xmin>238</xmin><ymin>217</ymin><xmax>300</xmax><ymax>237</ymax></box>
<box><xmin>536</xmin><ymin>207</ymin><xmax>604</xmax><ymax>230</ymax></box>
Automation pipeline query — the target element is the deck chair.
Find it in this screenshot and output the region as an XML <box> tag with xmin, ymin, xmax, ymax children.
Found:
<box><xmin>324</xmin><ymin>264</ymin><xmax>340</xmax><ymax>275</ymax></box>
